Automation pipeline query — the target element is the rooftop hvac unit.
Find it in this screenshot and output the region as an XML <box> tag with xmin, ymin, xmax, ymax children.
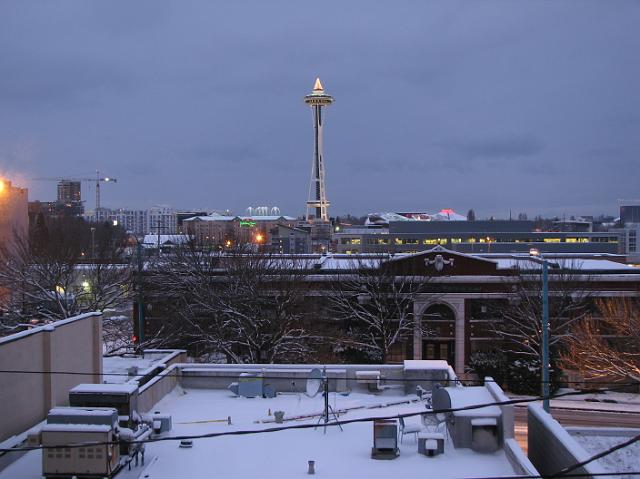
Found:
<box><xmin>228</xmin><ymin>373</ymin><xmax>276</xmax><ymax>398</ymax></box>
<box><xmin>41</xmin><ymin>407</ymin><xmax>120</xmax><ymax>478</ymax></box>
<box><xmin>69</xmin><ymin>383</ymin><xmax>139</xmax><ymax>428</ymax></box>
<box><xmin>371</xmin><ymin>419</ymin><xmax>399</xmax><ymax>460</ymax></box>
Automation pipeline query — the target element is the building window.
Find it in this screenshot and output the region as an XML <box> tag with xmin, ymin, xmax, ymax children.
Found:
<box><xmin>543</xmin><ymin>238</ymin><xmax>561</xmax><ymax>243</ymax></box>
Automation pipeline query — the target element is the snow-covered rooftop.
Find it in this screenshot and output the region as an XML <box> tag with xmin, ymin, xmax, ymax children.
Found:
<box><xmin>492</xmin><ymin>257</ymin><xmax>635</xmax><ymax>271</ymax></box>
<box><xmin>69</xmin><ymin>383</ymin><xmax>139</xmax><ymax>395</ymax></box>
<box><xmin>129</xmin><ymin>388</ymin><xmax>520</xmax><ymax>479</ymax></box>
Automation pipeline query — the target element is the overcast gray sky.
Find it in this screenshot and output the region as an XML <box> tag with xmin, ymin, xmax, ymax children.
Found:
<box><xmin>0</xmin><ymin>1</ymin><xmax>638</xmax><ymax>218</ymax></box>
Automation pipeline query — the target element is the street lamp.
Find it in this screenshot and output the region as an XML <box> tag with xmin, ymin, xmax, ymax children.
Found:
<box><xmin>135</xmin><ymin>239</ymin><xmax>146</xmax><ymax>356</ymax></box>
<box><xmin>528</xmin><ymin>248</ymin><xmax>560</xmax><ymax>412</ymax></box>
<box><xmin>90</xmin><ymin>227</ymin><xmax>96</xmax><ymax>260</ymax></box>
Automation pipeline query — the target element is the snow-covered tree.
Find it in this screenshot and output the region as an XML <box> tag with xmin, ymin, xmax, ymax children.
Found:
<box><xmin>324</xmin><ymin>257</ymin><xmax>433</xmax><ymax>363</ymax></box>
<box><xmin>562</xmin><ymin>298</ymin><xmax>640</xmax><ymax>383</ymax></box>
<box><xmin>151</xmin><ymin>244</ymin><xmax>316</xmax><ymax>363</ymax></box>
<box><xmin>491</xmin><ymin>259</ymin><xmax>592</xmax><ymax>361</ymax></box>
<box><xmin>0</xmin><ymin>219</ymin><xmax>132</xmax><ymax>335</ymax></box>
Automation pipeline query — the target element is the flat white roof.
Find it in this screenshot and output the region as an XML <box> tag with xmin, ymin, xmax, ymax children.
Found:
<box><xmin>70</xmin><ymin>383</ymin><xmax>138</xmax><ymax>395</ymax></box>
<box><xmin>133</xmin><ymin>388</ymin><xmax>518</xmax><ymax>479</ymax></box>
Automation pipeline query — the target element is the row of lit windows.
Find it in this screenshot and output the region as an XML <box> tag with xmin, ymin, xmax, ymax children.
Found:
<box><xmin>342</xmin><ymin>236</ymin><xmax>618</xmax><ymax>245</ymax></box>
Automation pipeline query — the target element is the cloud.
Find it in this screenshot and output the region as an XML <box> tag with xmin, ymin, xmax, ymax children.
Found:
<box><xmin>436</xmin><ymin>135</ymin><xmax>544</xmax><ymax>161</ymax></box>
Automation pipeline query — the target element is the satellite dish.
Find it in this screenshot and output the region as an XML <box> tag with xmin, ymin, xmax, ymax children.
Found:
<box><xmin>306</xmin><ymin>368</ymin><xmax>323</xmax><ymax>398</ymax></box>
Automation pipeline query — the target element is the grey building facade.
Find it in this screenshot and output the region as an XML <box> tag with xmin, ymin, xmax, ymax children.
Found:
<box><xmin>335</xmin><ymin>220</ymin><xmax>622</xmax><ymax>255</ymax></box>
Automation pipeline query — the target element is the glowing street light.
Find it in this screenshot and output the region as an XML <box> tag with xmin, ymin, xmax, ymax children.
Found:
<box><xmin>0</xmin><ymin>179</ymin><xmax>4</xmax><ymax>193</ymax></box>
<box><xmin>255</xmin><ymin>233</ymin><xmax>264</xmax><ymax>243</ymax></box>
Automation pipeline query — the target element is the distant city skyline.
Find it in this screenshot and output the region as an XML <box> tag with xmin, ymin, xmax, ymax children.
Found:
<box><xmin>1</xmin><ymin>2</ymin><xmax>638</xmax><ymax>219</ymax></box>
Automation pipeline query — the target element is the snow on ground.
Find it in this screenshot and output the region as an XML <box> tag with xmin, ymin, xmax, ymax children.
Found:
<box><xmin>570</xmin><ymin>430</ymin><xmax>640</xmax><ymax>478</ymax></box>
<box><xmin>137</xmin><ymin>388</ymin><xmax>517</xmax><ymax>479</ymax></box>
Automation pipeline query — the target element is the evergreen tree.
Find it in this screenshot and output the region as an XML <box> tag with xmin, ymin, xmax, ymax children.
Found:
<box><xmin>466</xmin><ymin>209</ymin><xmax>476</xmax><ymax>221</ymax></box>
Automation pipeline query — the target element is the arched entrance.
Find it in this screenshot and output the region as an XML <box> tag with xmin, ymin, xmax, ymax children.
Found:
<box><xmin>421</xmin><ymin>303</ymin><xmax>456</xmax><ymax>365</ymax></box>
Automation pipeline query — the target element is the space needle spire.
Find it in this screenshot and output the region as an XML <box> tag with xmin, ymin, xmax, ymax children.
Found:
<box><xmin>304</xmin><ymin>77</ymin><xmax>334</xmax><ymax>223</ymax></box>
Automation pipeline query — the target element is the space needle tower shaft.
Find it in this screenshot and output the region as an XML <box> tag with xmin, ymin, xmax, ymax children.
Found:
<box><xmin>304</xmin><ymin>78</ymin><xmax>333</xmax><ymax>223</ymax></box>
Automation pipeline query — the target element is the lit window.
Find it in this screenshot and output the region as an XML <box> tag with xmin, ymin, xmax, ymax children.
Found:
<box><xmin>543</xmin><ymin>238</ymin><xmax>561</xmax><ymax>243</ymax></box>
<box><xmin>424</xmin><ymin>239</ymin><xmax>438</xmax><ymax>245</ymax></box>
<box><xmin>451</xmin><ymin>238</ymin><xmax>462</xmax><ymax>244</ymax></box>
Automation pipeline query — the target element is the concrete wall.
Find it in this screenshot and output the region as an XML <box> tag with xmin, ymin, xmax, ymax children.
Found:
<box><xmin>527</xmin><ymin>404</ymin><xmax>610</xmax><ymax>478</ymax></box>
<box><xmin>138</xmin><ymin>364</ymin><xmax>181</xmax><ymax>413</ymax></box>
<box><xmin>137</xmin><ymin>350</ymin><xmax>187</xmax><ymax>413</ymax></box>
<box><xmin>0</xmin><ymin>312</ymin><xmax>102</xmax><ymax>443</ymax></box>
<box><xmin>179</xmin><ymin>362</ymin><xmax>455</xmax><ymax>394</ymax></box>
<box><xmin>485</xmin><ymin>377</ymin><xmax>514</xmax><ymax>440</ymax></box>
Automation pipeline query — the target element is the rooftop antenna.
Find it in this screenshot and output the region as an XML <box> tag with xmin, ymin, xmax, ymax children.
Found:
<box><xmin>309</xmin><ymin>367</ymin><xmax>343</xmax><ymax>434</ymax></box>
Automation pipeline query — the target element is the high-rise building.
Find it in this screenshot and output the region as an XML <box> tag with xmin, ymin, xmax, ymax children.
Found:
<box><xmin>88</xmin><ymin>206</ymin><xmax>177</xmax><ymax>236</ymax></box>
<box><xmin>0</xmin><ymin>179</ymin><xmax>28</xmax><ymax>253</ymax></box>
<box><xmin>304</xmin><ymin>78</ymin><xmax>333</xmax><ymax>223</ymax></box>
<box><xmin>55</xmin><ymin>180</ymin><xmax>84</xmax><ymax>216</ymax></box>
<box><xmin>57</xmin><ymin>180</ymin><xmax>81</xmax><ymax>204</ymax></box>
<box><xmin>620</xmin><ymin>202</ymin><xmax>640</xmax><ymax>224</ymax></box>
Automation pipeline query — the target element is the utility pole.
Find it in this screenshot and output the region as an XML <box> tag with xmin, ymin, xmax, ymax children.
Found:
<box><xmin>136</xmin><ymin>241</ymin><xmax>145</xmax><ymax>356</ymax></box>
<box><xmin>541</xmin><ymin>259</ymin><xmax>550</xmax><ymax>412</ymax></box>
<box><xmin>90</xmin><ymin>227</ymin><xmax>96</xmax><ymax>260</ymax></box>
<box><xmin>156</xmin><ymin>217</ymin><xmax>162</xmax><ymax>258</ymax></box>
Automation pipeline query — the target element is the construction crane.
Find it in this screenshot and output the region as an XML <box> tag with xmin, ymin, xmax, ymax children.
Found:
<box><xmin>34</xmin><ymin>171</ymin><xmax>117</xmax><ymax>210</ymax></box>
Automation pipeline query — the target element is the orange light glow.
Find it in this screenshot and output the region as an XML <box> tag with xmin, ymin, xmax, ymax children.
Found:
<box><xmin>0</xmin><ymin>180</ymin><xmax>4</xmax><ymax>193</ymax></box>
<box><xmin>255</xmin><ymin>234</ymin><xmax>264</xmax><ymax>243</ymax></box>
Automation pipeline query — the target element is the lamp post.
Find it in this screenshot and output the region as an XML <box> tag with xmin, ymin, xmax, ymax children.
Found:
<box><xmin>136</xmin><ymin>240</ymin><xmax>146</xmax><ymax>356</ymax></box>
<box><xmin>90</xmin><ymin>227</ymin><xmax>96</xmax><ymax>260</ymax></box>
<box><xmin>528</xmin><ymin>249</ymin><xmax>559</xmax><ymax>413</ymax></box>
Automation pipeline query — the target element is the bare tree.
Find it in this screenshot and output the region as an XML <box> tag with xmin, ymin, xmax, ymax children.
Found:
<box><xmin>148</xmin><ymin>243</ymin><xmax>316</xmax><ymax>363</ymax></box>
<box><xmin>0</xmin><ymin>218</ymin><xmax>132</xmax><ymax>336</ymax></box>
<box><xmin>491</xmin><ymin>259</ymin><xmax>592</xmax><ymax>360</ymax></box>
<box><xmin>562</xmin><ymin>298</ymin><xmax>640</xmax><ymax>383</ymax></box>
<box><xmin>324</xmin><ymin>257</ymin><xmax>432</xmax><ymax>363</ymax></box>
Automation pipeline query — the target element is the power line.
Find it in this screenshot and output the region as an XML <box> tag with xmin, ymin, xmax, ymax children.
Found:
<box><xmin>465</xmin><ymin>472</ymin><xmax>640</xmax><ymax>479</ymax></box>
<box><xmin>2</xmin><ymin>387</ymin><xmax>638</xmax><ymax>479</ymax></box>
<box><xmin>0</xmin><ymin>386</ymin><xmax>631</xmax><ymax>454</ymax></box>
<box><xmin>549</xmin><ymin>433</ymin><xmax>640</xmax><ymax>478</ymax></box>
<box><xmin>0</xmin><ymin>368</ymin><xmax>635</xmax><ymax>387</ymax></box>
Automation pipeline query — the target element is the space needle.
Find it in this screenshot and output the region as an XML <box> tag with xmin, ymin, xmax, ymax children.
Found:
<box><xmin>304</xmin><ymin>78</ymin><xmax>334</xmax><ymax>223</ymax></box>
